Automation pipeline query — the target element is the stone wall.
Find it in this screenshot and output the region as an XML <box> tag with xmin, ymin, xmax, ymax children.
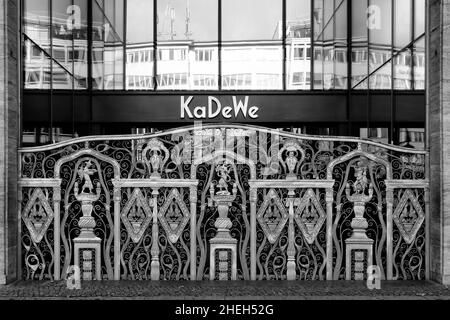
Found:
<box><xmin>0</xmin><ymin>0</ymin><xmax>19</xmax><ymax>285</ymax></box>
<box><xmin>428</xmin><ymin>0</ymin><xmax>450</xmax><ymax>285</ymax></box>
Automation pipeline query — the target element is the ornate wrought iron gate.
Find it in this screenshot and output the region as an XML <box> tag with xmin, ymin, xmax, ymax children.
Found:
<box><xmin>18</xmin><ymin>124</ymin><xmax>428</xmax><ymax>281</ymax></box>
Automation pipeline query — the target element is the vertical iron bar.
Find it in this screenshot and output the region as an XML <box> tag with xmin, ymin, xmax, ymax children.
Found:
<box><xmin>72</xmin><ymin>0</ymin><xmax>75</xmax><ymax>137</ymax></box>
<box><xmin>88</xmin><ymin>0</ymin><xmax>93</xmax><ymax>133</ymax></box>
<box><xmin>282</xmin><ymin>0</ymin><xmax>286</xmax><ymax>90</ymax></box>
<box><xmin>347</xmin><ymin>0</ymin><xmax>352</xmax><ymax>135</ymax></box>
<box><xmin>49</xmin><ymin>0</ymin><xmax>53</xmax><ymax>143</ymax></box>
<box><xmin>311</xmin><ymin>0</ymin><xmax>314</xmax><ymax>90</ymax></box>
<box><xmin>123</xmin><ymin>0</ymin><xmax>127</xmax><ymax>90</ymax></box>
<box><xmin>218</xmin><ymin>0</ymin><xmax>222</xmax><ymax>90</ymax></box>
<box><xmin>154</xmin><ymin>0</ymin><xmax>158</xmax><ymax>90</ymax></box>
<box><xmin>411</xmin><ymin>0</ymin><xmax>415</xmax><ymax>90</ymax></box>
<box><xmin>390</xmin><ymin>0</ymin><xmax>394</xmax><ymax>144</ymax></box>
<box><xmin>366</xmin><ymin>0</ymin><xmax>370</xmax><ymax>136</ymax></box>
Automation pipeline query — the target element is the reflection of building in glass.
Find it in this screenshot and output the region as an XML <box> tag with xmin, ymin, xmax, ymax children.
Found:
<box><xmin>24</xmin><ymin>12</ymin><xmax>424</xmax><ymax>91</ymax></box>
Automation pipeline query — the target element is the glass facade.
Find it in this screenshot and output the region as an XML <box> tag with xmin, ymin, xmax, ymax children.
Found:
<box><xmin>23</xmin><ymin>0</ymin><xmax>426</xmax><ymax>91</ymax></box>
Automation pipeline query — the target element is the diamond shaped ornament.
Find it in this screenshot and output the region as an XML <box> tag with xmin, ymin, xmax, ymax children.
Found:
<box><xmin>257</xmin><ymin>189</ymin><xmax>288</xmax><ymax>244</ymax></box>
<box><xmin>22</xmin><ymin>188</ymin><xmax>54</xmax><ymax>243</ymax></box>
<box><xmin>393</xmin><ymin>189</ymin><xmax>425</xmax><ymax>244</ymax></box>
<box><xmin>121</xmin><ymin>188</ymin><xmax>153</xmax><ymax>243</ymax></box>
<box><xmin>158</xmin><ymin>189</ymin><xmax>190</xmax><ymax>243</ymax></box>
<box><xmin>294</xmin><ymin>189</ymin><xmax>326</xmax><ymax>244</ymax></box>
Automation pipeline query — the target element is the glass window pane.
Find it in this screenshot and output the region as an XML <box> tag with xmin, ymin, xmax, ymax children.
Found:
<box><xmin>222</xmin><ymin>0</ymin><xmax>282</xmax><ymax>90</ymax></box>
<box><xmin>24</xmin><ymin>0</ymin><xmax>50</xmax><ymax>50</ymax></box>
<box><xmin>286</xmin><ymin>0</ymin><xmax>311</xmax><ymax>90</ymax></box>
<box><xmin>394</xmin><ymin>0</ymin><xmax>412</xmax><ymax>89</ymax></box>
<box><xmin>24</xmin><ymin>39</ymin><xmax>51</xmax><ymax>89</ymax></box>
<box><xmin>126</xmin><ymin>0</ymin><xmax>154</xmax><ymax>90</ymax></box>
<box><xmin>351</xmin><ymin>0</ymin><xmax>367</xmax><ymax>89</ymax></box>
<box><xmin>92</xmin><ymin>0</ymin><xmax>124</xmax><ymax>90</ymax></box>
<box><xmin>414</xmin><ymin>0</ymin><xmax>425</xmax><ymax>38</ymax></box>
<box><xmin>369</xmin><ymin>0</ymin><xmax>391</xmax><ymax>89</ymax></box>
<box><xmin>369</xmin><ymin>62</ymin><xmax>392</xmax><ymax>89</ymax></box>
<box><xmin>315</xmin><ymin>0</ymin><xmax>347</xmax><ymax>90</ymax></box>
<box><xmin>398</xmin><ymin>128</ymin><xmax>424</xmax><ymax>149</ymax></box>
<box><xmin>414</xmin><ymin>38</ymin><xmax>425</xmax><ymax>89</ymax></box>
<box><xmin>156</xmin><ymin>0</ymin><xmax>218</xmax><ymax>90</ymax></box>
<box><xmin>52</xmin><ymin>0</ymin><xmax>88</xmax><ymax>89</ymax></box>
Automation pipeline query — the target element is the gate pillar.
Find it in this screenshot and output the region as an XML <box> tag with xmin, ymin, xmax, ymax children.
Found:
<box><xmin>73</xmin><ymin>181</ymin><xmax>102</xmax><ymax>281</ymax></box>
<box><xmin>208</xmin><ymin>181</ymin><xmax>238</xmax><ymax>280</ymax></box>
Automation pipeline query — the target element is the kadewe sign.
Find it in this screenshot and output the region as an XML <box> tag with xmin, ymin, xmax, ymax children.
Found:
<box><xmin>180</xmin><ymin>96</ymin><xmax>259</xmax><ymax>120</ymax></box>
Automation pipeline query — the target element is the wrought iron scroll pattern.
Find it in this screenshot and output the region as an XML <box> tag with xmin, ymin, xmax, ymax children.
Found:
<box><xmin>59</xmin><ymin>157</ymin><xmax>115</xmax><ymax>280</ymax></box>
<box><xmin>158</xmin><ymin>188</ymin><xmax>191</xmax><ymax>280</ymax></box>
<box><xmin>18</xmin><ymin>124</ymin><xmax>428</xmax><ymax>281</ymax></box>
<box><xmin>294</xmin><ymin>188</ymin><xmax>327</xmax><ymax>280</ymax></box>
<box><xmin>256</xmin><ymin>188</ymin><xmax>289</xmax><ymax>280</ymax></box>
<box><xmin>331</xmin><ymin>157</ymin><xmax>388</xmax><ymax>280</ymax></box>
<box><xmin>21</xmin><ymin>187</ymin><xmax>55</xmax><ymax>280</ymax></box>
<box><xmin>392</xmin><ymin>188</ymin><xmax>426</xmax><ymax>280</ymax></box>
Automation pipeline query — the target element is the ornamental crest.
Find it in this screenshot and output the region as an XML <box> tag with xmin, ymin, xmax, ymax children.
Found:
<box><xmin>278</xmin><ymin>140</ymin><xmax>305</xmax><ymax>180</ymax></box>
<box><xmin>294</xmin><ymin>189</ymin><xmax>326</xmax><ymax>244</ymax></box>
<box><xmin>393</xmin><ymin>189</ymin><xmax>425</xmax><ymax>244</ymax></box>
<box><xmin>121</xmin><ymin>188</ymin><xmax>153</xmax><ymax>243</ymax></box>
<box><xmin>257</xmin><ymin>189</ymin><xmax>288</xmax><ymax>244</ymax></box>
<box><xmin>141</xmin><ymin>139</ymin><xmax>170</xmax><ymax>178</ymax></box>
<box><xmin>158</xmin><ymin>188</ymin><xmax>190</xmax><ymax>243</ymax></box>
<box><xmin>22</xmin><ymin>188</ymin><xmax>54</xmax><ymax>243</ymax></box>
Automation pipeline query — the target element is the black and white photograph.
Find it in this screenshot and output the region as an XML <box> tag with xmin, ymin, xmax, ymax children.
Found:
<box><xmin>0</xmin><ymin>0</ymin><xmax>449</xmax><ymax>318</ymax></box>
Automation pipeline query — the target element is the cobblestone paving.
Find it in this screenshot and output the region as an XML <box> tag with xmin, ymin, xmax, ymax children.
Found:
<box><xmin>0</xmin><ymin>280</ymin><xmax>449</xmax><ymax>299</ymax></box>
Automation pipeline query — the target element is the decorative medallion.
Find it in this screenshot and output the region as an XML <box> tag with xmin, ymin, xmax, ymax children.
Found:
<box><xmin>278</xmin><ymin>140</ymin><xmax>305</xmax><ymax>180</ymax></box>
<box><xmin>294</xmin><ymin>189</ymin><xmax>326</xmax><ymax>244</ymax></box>
<box><xmin>141</xmin><ymin>139</ymin><xmax>170</xmax><ymax>178</ymax></box>
<box><xmin>158</xmin><ymin>188</ymin><xmax>190</xmax><ymax>243</ymax></box>
<box><xmin>121</xmin><ymin>188</ymin><xmax>153</xmax><ymax>243</ymax></box>
<box><xmin>22</xmin><ymin>188</ymin><xmax>54</xmax><ymax>243</ymax></box>
<box><xmin>257</xmin><ymin>189</ymin><xmax>288</xmax><ymax>244</ymax></box>
<box><xmin>393</xmin><ymin>189</ymin><xmax>425</xmax><ymax>244</ymax></box>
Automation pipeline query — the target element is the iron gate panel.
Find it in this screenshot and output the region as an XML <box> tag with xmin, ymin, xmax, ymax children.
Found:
<box><xmin>18</xmin><ymin>124</ymin><xmax>429</xmax><ymax>281</ymax></box>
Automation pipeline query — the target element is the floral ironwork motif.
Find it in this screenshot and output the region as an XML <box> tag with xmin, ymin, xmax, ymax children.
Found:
<box><xmin>17</xmin><ymin>123</ymin><xmax>428</xmax><ymax>281</ymax></box>
<box><xmin>22</xmin><ymin>188</ymin><xmax>54</xmax><ymax>243</ymax></box>
<box><xmin>294</xmin><ymin>189</ymin><xmax>326</xmax><ymax>244</ymax></box>
<box><xmin>158</xmin><ymin>188</ymin><xmax>190</xmax><ymax>243</ymax></box>
<box><xmin>121</xmin><ymin>188</ymin><xmax>153</xmax><ymax>243</ymax></box>
<box><xmin>257</xmin><ymin>189</ymin><xmax>288</xmax><ymax>244</ymax></box>
<box><xmin>393</xmin><ymin>189</ymin><xmax>425</xmax><ymax>244</ymax></box>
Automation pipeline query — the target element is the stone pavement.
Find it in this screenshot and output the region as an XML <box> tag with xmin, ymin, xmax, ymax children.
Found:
<box><xmin>0</xmin><ymin>280</ymin><xmax>449</xmax><ymax>299</ymax></box>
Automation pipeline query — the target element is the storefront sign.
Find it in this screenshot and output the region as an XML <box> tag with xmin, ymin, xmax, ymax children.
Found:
<box><xmin>180</xmin><ymin>96</ymin><xmax>259</xmax><ymax>119</ymax></box>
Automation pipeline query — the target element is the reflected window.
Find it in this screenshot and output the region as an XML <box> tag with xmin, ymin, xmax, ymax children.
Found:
<box><xmin>222</xmin><ymin>0</ymin><xmax>282</xmax><ymax>90</ymax></box>
<box><xmin>314</xmin><ymin>0</ymin><xmax>347</xmax><ymax>90</ymax></box>
<box><xmin>286</xmin><ymin>0</ymin><xmax>311</xmax><ymax>90</ymax></box>
<box><xmin>156</xmin><ymin>0</ymin><xmax>218</xmax><ymax>90</ymax></box>
<box><xmin>126</xmin><ymin>0</ymin><xmax>154</xmax><ymax>90</ymax></box>
<box><xmin>399</xmin><ymin>128</ymin><xmax>425</xmax><ymax>149</ymax></box>
<box><xmin>92</xmin><ymin>0</ymin><xmax>124</xmax><ymax>90</ymax></box>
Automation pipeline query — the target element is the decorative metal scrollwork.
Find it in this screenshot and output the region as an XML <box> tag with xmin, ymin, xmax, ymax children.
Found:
<box><xmin>22</xmin><ymin>188</ymin><xmax>54</xmax><ymax>243</ymax></box>
<box><xmin>18</xmin><ymin>123</ymin><xmax>428</xmax><ymax>281</ymax></box>
<box><xmin>158</xmin><ymin>188</ymin><xmax>190</xmax><ymax>244</ymax></box>
<box><xmin>393</xmin><ymin>189</ymin><xmax>425</xmax><ymax>244</ymax></box>
<box><xmin>294</xmin><ymin>189</ymin><xmax>326</xmax><ymax>244</ymax></box>
<box><xmin>121</xmin><ymin>188</ymin><xmax>153</xmax><ymax>243</ymax></box>
<box><xmin>257</xmin><ymin>189</ymin><xmax>288</xmax><ymax>244</ymax></box>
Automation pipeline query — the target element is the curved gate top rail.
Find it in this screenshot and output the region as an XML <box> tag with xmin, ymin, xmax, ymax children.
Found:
<box><xmin>17</xmin><ymin>123</ymin><xmax>429</xmax><ymax>282</ymax></box>
<box><xmin>19</xmin><ymin>123</ymin><xmax>428</xmax><ymax>155</ymax></box>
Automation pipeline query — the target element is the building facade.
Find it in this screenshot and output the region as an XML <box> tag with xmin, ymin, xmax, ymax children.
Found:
<box><xmin>0</xmin><ymin>0</ymin><xmax>449</xmax><ymax>284</ymax></box>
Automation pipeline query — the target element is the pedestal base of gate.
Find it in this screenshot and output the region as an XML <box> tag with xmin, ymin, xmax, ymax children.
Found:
<box><xmin>209</xmin><ymin>239</ymin><xmax>237</xmax><ymax>281</ymax></box>
<box><xmin>345</xmin><ymin>238</ymin><xmax>373</xmax><ymax>281</ymax></box>
<box><xmin>74</xmin><ymin>237</ymin><xmax>102</xmax><ymax>281</ymax></box>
